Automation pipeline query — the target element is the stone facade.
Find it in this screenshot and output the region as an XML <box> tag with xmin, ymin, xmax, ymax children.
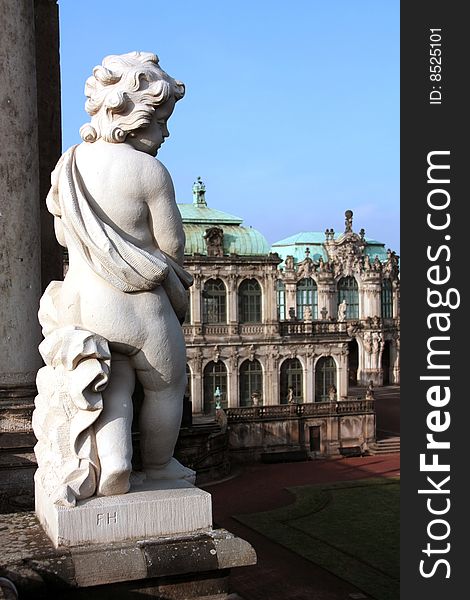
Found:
<box><xmin>180</xmin><ymin>180</ymin><xmax>400</xmax><ymax>418</ymax></box>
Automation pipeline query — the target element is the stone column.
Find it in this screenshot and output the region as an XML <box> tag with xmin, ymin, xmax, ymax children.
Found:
<box><xmin>336</xmin><ymin>349</ymin><xmax>349</xmax><ymax>399</ymax></box>
<box><xmin>35</xmin><ymin>0</ymin><xmax>63</xmax><ymax>289</ymax></box>
<box><xmin>0</xmin><ymin>0</ymin><xmax>42</xmax><ymax>423</ymax></box>
<box><xmin>392</xmin><ymin>280</ymin><xmax>400</xmax><ymax>318</ymax></box>
<box><xmin>227</xmin><ymin>274</ymin><xmax>238</xmax><ymax>335</ymax></box>
<box><xmin>392</xmin><ymin>336</ymin><xmax>400</xmax><ymax>384</ymax></box>
<box><xmin>304</xmin><ymin>354</ymin><xmax>314</xmax><ymax>403</ymax></box>
<box><xmin>190</xmin><ymin>357</ymin><xmax>203</xmax><ymax>414</ymax></box>
<box><xmin>316</xmin><ymin>274</ymin><xmax>336</xmax><ymax>320</ymax></box>
<box><xmin>192</xmin><ymin>274</ymin><xmax>202</xmax><ymax>326</ymax></box>
<box><xmin>360</xmin><ymin>274</ymin><xmax>382</xmax><ymax>318</ymax></box>
<box><xmin>284</xmin><ymin>282</ymin><xmax>297</xmax><ymax>318</ymax></box>
<box><xmin>263</xmin><ymin>272</ymin><xmax>277</xmax><ymax>323</ymax></box>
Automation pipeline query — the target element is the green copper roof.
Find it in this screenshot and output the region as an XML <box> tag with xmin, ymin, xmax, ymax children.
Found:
<box><xmin>182</xmin><ymin>223</ymin><xmax>270</xmax><ymax>256</ymax></box>
<box><xmin>178</xmin><ymin>203</ymin><xmax>243</xmax><ymax>225</ymax></box>
<box><xmin>271</xmin><ymin>232</ymin><xmax>388</xmax><ymax>264</ymax></box>
<box><xmin>177</xmin><ymin>177</ymin><xmax>269</xmax><ymax>256</ymax></box>
<box><xmin>272</xmin><ymin>231</ymin><xmax>329</xmax><ymax>246</ymax></box>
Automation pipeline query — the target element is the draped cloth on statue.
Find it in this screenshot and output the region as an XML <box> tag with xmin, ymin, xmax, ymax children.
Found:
<box><xmin>33</xmin><ymin>282</ymin><xmax>111</xmax><ymax>507</ymax></box>
<box><xmin>46</xmin><ymin>145</ymin><xmax>193</xmax><ymax>295</ymax></box>
<box><xmin>34</xmin><ymin>147</ymin><xmax>193</xmax><ymax>506</ymax></box>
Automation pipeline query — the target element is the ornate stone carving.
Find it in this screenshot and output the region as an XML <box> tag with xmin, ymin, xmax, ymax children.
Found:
<box><xmin>229</xmin><ymin>346</ymin><xmax>239</xmax><ymax>369</ymax></box>
<box><xmin>284</xmin><ymin>255</ymin><xmax>295</xmax><ymax>271</ymax></box>
<box><xmin>203</xmin><ymin>226</ymin><xmax>224</xmax><ymax>257</ymax></box>
<box><xmin>384</xmin><ymin>248</ymin><xmax>399</xmax><ymax>278</ymax></box>
<box><xmin>34</xmin><ymin>52</ymin><xmax>195</xmax><ymax>508</ymax></box>
<box><xmin>192</xmin><ymin>347</ymin><xmax>203</xmax><ymax>372</ymax></box>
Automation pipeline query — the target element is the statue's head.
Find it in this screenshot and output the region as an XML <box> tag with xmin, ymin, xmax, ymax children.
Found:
<box><xmin>80</xmin><ymin>51</ymin><xmax>185</xmax><ymax>145</ymax></box>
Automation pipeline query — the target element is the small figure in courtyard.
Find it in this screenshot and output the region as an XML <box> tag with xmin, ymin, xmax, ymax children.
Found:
<box><xmin>365</xmin><ymin>380</ymin><xmax>375</xmax><ymax>400</ymax></box>
<box><xmin>33</xmin><ymin>52</ymin><xmax>194</xmax><ymax>506</ymax></box>
<box><xmin>337</xmin><ymin>299</ymin><xmax>347</xmax><ymax>322</ymax></box>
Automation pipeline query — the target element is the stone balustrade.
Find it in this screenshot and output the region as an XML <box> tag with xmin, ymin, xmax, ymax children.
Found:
<box><xmin>226</xmin><ymin>399</ymin><xmax>375</xmax><ymax>422</ymax></box>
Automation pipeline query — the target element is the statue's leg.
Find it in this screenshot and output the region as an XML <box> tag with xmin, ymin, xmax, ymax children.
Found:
<box><xmin>132</xmin><ymin>348</ymin><xmax>195</xmax><ymax>483</ymax></box>
<box><xmin>95</xmin><ymin>352</ymin><xmax>135</xmax><ymax>495</ymax></box>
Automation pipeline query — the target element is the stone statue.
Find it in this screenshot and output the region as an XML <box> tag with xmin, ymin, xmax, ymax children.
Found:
<box><xmin>328</xmin><ymin>385</ymin><xmax>336</xmax><ymax>401</ymax></box>
<box><xmin>337</xmin><ymin>299</ymin><xmax>347</xmax><ymax>322</ymax></box>
<box><xmin>203</xmin><ymin>226</ymin><xmax>224</xmax><ymax>257</ymax></box>
<box><xmin>285</xmin><ymin>255</ymin><xmax>295</xmax><ymax>270</ymax></box>
<box><xmin>33</xmin><ymin>52</ymin><xmax>195</xmax><ymax>507</ymax></box>
<box><xmin>365</xmin><ymin>380</ymin><xmax>375</xmax><ymax>400</ymax></box>
<box><xmin>287</xmin><ymin>387</ymin><xmax>295</xmax><ymax>404</ymax></box>
<box><xmin>303</xmin><ymin>306</ymin><xmax>313</xmax><ymax>322</ymax></box>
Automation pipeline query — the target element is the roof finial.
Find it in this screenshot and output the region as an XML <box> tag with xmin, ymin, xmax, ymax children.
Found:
<box><xmin>192</xmin><ymin>176</ymin><xmax>207</xmax><ymax>207</ymax></box>
<box><xmin>344</xmin><ymin>209</ymin><xmax>353</xmax><ymax>233</ymax></box>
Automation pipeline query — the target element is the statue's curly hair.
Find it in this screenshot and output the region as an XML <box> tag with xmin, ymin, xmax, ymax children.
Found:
<box><xmin>79</xmin><ymin>51</ymin><xmax>185</xmax><ymax>144</ymax></box>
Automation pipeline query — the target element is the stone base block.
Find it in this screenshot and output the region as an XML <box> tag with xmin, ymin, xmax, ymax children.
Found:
<box><xmin>0</xmin><ymin>511</ymin><xmax>256</xmax><ymax>598</ymax></box>
<box><xmin>35</xmin><ymin>475</ymin><xmax>213</xmax><ymax>547</ymax></box>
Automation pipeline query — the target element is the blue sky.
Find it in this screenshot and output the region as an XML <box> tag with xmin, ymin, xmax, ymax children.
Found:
<box><xmin>58</xmin><ymin>0</ymin><xmax>399</xmax><ymax>252</ymax></box>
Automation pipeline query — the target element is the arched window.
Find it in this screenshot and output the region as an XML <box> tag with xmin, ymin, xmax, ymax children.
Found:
<box><xmin>338</xmin><ymin>276</ymin><xmax>359</xmax><ymax>319</ymax></box>
<box><xmin>315</xmin><ymin>356</ymin><xmax>337</xmax><ymax>402</ymax></box>
<box><xmin>203</xmin><ymin>361</ymin><xmax>227</xmax><ymax>414</ymax></box>
<box><xmin>276</xmin><ymin>280</ymin><xmax>286</xmax><ymax>320</ymax></box>
<box><xmin>239</xmin><ymin>279</ymin><xmax>262</xmax><ymax>323</ymax></box>
<box><xmin>280</xmin><ymin>358</ymin><xmax>303</xmax><ymax>404</ymax></box>
<box><xmin>381</xmin><ymin>279</ymin><xmax>393</xmax><ymax>318</ymax></box>
<box><xmin>239</xmin><ymin>359</ymin><xmax>263</xmax><ymax>406</ymax></box>
<box><xmin>296</xmin><ymin>278</ymin><xmax>318</xmax><ymax>319</ymax></box>
<box><xmin>203</xmin><ymin>279</ymin><xmax>227</xmax><ymax>323</ymax></box>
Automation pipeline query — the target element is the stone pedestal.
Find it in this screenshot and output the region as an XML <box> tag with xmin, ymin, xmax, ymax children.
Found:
<box><xmin>0</xmin><ymin>511</ymin><xmax>256</xmax><ymax>599</ymax></box>
<box><xmin>35</xmin><ymin>476</ymin><xmax>213</xmax><ymax>548</ymax></box>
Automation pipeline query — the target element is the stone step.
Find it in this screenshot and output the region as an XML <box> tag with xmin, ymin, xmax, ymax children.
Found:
<box><xmin>368</xmin><ymin>437</ymin><xmax>400</xmax><ymax>455</ymax></box>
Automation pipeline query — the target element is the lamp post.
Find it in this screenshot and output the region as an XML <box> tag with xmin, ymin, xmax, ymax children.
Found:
<box><xmin>214</xmin><ymin>386</ymin><xmax>222</xmax><ymax>410</ymax></box>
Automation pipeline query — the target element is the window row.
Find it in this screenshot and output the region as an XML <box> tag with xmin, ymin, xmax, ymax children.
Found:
<box><xmin>187</xmin><ymin>357</ymin><xmax>338</xmax><ymax>415</ymax></box>
<box><xmin>187</xmin><ymin>276</ymin><xmax>394</xmax><ymax>325</ymax></box>
<box><xmin>277</xmin><ymin>276</ymin><xmax>394</xmax><ymax>320</ymax></box>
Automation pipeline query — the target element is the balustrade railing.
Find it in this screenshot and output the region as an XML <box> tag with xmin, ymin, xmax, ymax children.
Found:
<box><xmin>226</xmin><ymin>399</ymin><xmax>374</xmax><ymax>421</ymax></box>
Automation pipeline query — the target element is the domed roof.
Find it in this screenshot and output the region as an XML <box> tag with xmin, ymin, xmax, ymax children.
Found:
<box><xmin>177</xmin><ymin>178</ymin><xmax>270</xmax><ymax>257</ymax></box>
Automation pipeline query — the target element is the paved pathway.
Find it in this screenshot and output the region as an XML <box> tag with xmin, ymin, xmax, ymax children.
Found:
<box><xmin>204</xmin><ymin>454</ymin><xmax>400</xmax><ymax>600</ymax></box>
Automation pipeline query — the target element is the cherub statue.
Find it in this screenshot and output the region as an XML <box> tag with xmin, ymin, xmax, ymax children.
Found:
<box><xmin>33</xmin><ymin>52</ymin><xmax>195</xmax><ymax>506</ymax></box>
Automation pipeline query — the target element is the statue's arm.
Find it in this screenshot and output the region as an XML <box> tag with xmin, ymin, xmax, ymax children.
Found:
<box><xmin>145</xmin><ymin>159</ymin><xmax>185</xmax><ymax>266</ymax></box>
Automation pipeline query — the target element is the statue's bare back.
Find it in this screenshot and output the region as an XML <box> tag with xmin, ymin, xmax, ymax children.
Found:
<box><xmin>33</xmin><ymin>52</ymin><xmax>194</xmax><ymax>507</ymax></box>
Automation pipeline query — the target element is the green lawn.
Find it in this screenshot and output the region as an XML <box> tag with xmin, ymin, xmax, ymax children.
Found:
<box><xmin>235</xmin><ymin>478</ymin><xmax>399</xmax><ymax>600</ymax></box>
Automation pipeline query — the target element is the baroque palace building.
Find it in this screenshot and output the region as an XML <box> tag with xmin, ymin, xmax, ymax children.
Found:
<box><xmin>180</xmin><ymin>178</ymin><xmax>400</xmax><ymax>418</ymax></box>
